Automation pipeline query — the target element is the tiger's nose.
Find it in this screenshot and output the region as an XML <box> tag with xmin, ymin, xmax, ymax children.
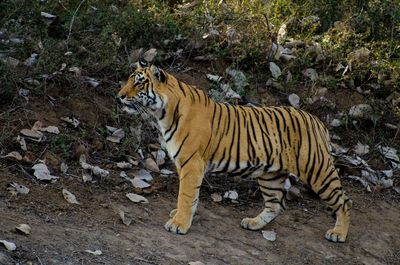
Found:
<box><xmin>117</xmin><ymin>94</ymin><xmax>126</xmax><ymax>101</ymax></box>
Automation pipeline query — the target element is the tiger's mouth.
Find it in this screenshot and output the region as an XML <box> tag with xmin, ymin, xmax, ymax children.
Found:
<box><xmin>118</xmin><ymin>97</ymin><xmax>149</xmax><ymax>115</ymax></box>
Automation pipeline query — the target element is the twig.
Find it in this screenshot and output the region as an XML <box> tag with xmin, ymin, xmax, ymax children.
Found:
<box><xmin>133</xmin><ymin>257</ymin><xmax>159</xmax><ymax>265</ymax></box>
<box><xmin>66</xmin><ymin>0</ymin><xmax>87</xmax><ymax>48</ymax></box>
<box><xmin>0</xmin><ymin>106</ymin><xmax>23</xmax><ymax>118</ymax></box>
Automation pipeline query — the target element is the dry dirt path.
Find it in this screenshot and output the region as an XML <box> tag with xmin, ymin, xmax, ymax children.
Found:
<box><xmin>1</xmin><ymin>169</ymin><xmax>399</xmax><ymax>265</ymax></box>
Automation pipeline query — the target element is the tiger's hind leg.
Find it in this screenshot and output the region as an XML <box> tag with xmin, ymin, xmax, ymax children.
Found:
<box><xmin>313</xmin><ymin>168</ymin><xmax>352</xmax><ymax>242</ymax></box>
<box><xmin>241</xmin><ymin>172</ymin><xmax>287</xmax><ymax>230</ymax></box>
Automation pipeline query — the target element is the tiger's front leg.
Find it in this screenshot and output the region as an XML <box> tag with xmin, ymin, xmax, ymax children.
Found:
<box><xmin>164</xmin><ymin>152</ymin><xmax>205</xmax><ymax>234</ymax></box>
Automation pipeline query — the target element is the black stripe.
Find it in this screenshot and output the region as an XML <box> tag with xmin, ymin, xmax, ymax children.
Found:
<box><xmin>178</xmin><ymin>81</ymin><xmax>186</xmax><ymax>97</ymax></box>
<box><xmin>164</xmin><ymin>100</ymin><xmax>181</xmax><ymax>135</ymax></box>
<box><xmin>181</xmin><ymin>151</ymin><xmax>197</xmax><ymax>169</ymax></box>
<box><xmin>317</xmin><ymin>177</ymin><xmax>339</xmax><ymax>195</ymax></box>
<box><xmin>235</xmin><ymin>107</ymin><xmax>242</xmax><ymax>170</ymax></box>
<box><xmin>193</xmin><ymin>87</ymin><xmax>202</xmax><ymax>102</ymax></box>
<box><xmin>173</xmin><ymin>133</ymin><xmax>190</xmax><ymax>159</ymax></box>
<box><xmin>165</xmin><ymin>114</ymin><xmax>181</xmax><ymax>142</ymax></box>
<box><xmin>159</xmin><ymin>108</ymin><xmax>166</xmax><ymax>120</ymax></box>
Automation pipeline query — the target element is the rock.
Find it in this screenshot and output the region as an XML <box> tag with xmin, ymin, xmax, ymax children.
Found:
<box><xmin>348</xmin><ymin>104</ymin><xmax>373</xmax><ymax>119</ymax></box>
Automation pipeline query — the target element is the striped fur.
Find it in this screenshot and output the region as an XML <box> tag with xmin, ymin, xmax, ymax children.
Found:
<box><xmin>118</xmin><ymin>64</ymin><xmax>351</xmax><ymax>242</ymax></box>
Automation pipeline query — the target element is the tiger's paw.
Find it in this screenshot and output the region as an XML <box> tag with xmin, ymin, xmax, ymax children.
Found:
<box><xmin>240</xmin><ymin>217</ymin><xmax>266</xmax><ymax>231</ymax></box>
<box><xmin>325</xmin><ymin>228</ymin><xmax>347</xmax><ymax>243</ymax></box>
<box><xmin>164</xmin><ymin>217</ymin><xmax>190</xmax><ymax>235</ymax></box>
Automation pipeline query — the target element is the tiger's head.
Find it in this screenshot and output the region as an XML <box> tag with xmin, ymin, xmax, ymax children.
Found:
<box><xmin>117</xmin><ymin>61</ymin><xmax>168</xmax><ymax>114</ymax></box>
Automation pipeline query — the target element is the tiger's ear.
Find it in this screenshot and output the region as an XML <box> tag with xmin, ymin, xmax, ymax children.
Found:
<box><xmin>132</xmin><ymin>58</ymin><xmax>148</xmax><ymax>70</ymax></box>
<box><xmin>150</xmin><ymin>65</ymin><xmax>166</xmax><ymax>83</ymax></box>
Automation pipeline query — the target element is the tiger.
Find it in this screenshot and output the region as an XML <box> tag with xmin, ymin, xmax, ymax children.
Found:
<box><xmin>117</xmin><ymin>61</ymin><xmax>352</xmax><ymax>243</ymax></box>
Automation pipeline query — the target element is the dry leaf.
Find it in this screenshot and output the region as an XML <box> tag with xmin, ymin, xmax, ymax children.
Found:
<box><xmin>188</xmin><ymin>262</ymin><xmax>205</xmax><ymax>265</ymax></box>
<box><xmin>211</xmin><ymin>193</ymin><xmax>222</xmax><ymax>202</ymax></box>
<box><xmin>106</xmin><ymin>128</ymin><xmax>125</xmax><ymax>143</ymax></box>
<box><xmin>144</xmin><ymin>158</ymin><xmax>160</xmax><ymax>173</ymax></box>
<box><xmin>221</xmin><ymin>84</ymin><xmax>241</xmax><ymax>100</ymax></box>
<box><xmin>160</xmin><ymin>168</ymin><xmax>174</xmax><ymax>176</ymax></box>
<box><xmin>16</xmin><ymin>136</ymin><xmax>27</xmax><ymax>151</ymax></box>
<box><xmin>152</xmin><ymin>150</ymin><xmax>166</xmax><ymax>166</ymax></box>
<box><xmin>62</xmin><ymin>188</ymin><xmax>80</xmax><ymax>204</ymax></box>
<box><xmin>8</xmin><ymin>182</ymin><xmax>30</xmax><ymax>195</ymax></box>
<box><xmin>85</xmin><ymin>250</ymin><xmax>102</xmax><ymax>256</ymax></box>
<box><xmin>330</xmin><ymin>119</ymin><xmax>342</xmax><ymax>127</ymax></box>
<box><xmin>0</xmin><ymin>240</ymin><xmax>16</xmax><ymax>251</ymax></box>
<box><xmin>378</xmin><ymin>146</ymin><xmax>400</xmax><ymax>169</ymax></box>
<box><xmin>32</xmin><ymin>163</ymin><xmax>58</xmax><ymax>180</ymax></box>
<box><xmin>277</xmin><ymin>23</ymin><xmax>287</xmax><ymax>44</ymax></box>
<box><xmin>262</xmin><ymin>230</ymin><xmax>276</xmax><ymax>242</ymax></box>
<box><xmin>134</xmin><ymin>169</ymin><xmax>153</xmax><ymax>182</ymax></box>
<box><xmin>15</xmin><ymin>224</ymin><xmax>31</xmax><ymax>235</ymax></box>
<box><xmin>288</xmin><ymin>93</ymin><xmax>300</xmax><ymax>108</ymax></box>
<box><xmin>302</xmin><ymin>68</ymin><xmax>318</xmax><ymax>81</ymax></box>
<box><xmin>120</xmin><ymin>171</ymin><xmax>151</xmax><ymax>189</ymax></box>
<box><xmin>69</xmin><ymin>66</ymin><xmax>81</xmax><ymax>76</ymax></box>
<box><xmin>61</xmin><ymin>117</ymin><xmax>80</xmax><ymax>128</ymax></box>
<box><xmin>206</xmin><ymin>74</ymin><xmax>222</xmax><ymax>82</ymax></box>
<box><xmin>269</xmin><ymin>62</ymin><xmax>281</xmax><ymax>79</ymax></box>
<box><xmin>85</xmin><ymin>77</ymin><xmax>100</xmax><ymax>88</ymax></box>
<box><xmin>116</xmin><ymin>162</ymin><xmax>132</xmax><ymax>169</ymax></box>
<box><xmin>20</xmin><ymin>129</ymin><xmax>44</xmax><ymax>142</ymax></box>
<box><xmin>117</xmin><ymin>209</ymin><xmax>132</xmax><ymax>226</ymax></box>
<box><xmin>60</xmin><ymin>162</ymin><xmax>68</xmax><ymax>174</ymax></box>
<box><xmin>223</xmin><ymin>190</ymin><xmax>238</xmax><ymax>200</ymax></box>
<box><xmin>82</xmin><ymin>173</ymin><xmax>93</xmax><ymax>183</ymax></box>
<box><xmin>3</xmin><ymin>151</ymin><xmax>22</xmax><ymax>161</ymax></box>
<box><xmin>40</xmin><ymin>12</ymin><xmax>56</xmax><ymax>19</ymax></box>
<box><xmin>80</xmin><ymin>155</ymin><xmax>109</xmax><ymax>177</ymax></box>
<box><xmin>126</xmin><ymin>193</ymin><xmax>148</xmax><ymax>203</ymax></box>
<box><xmin>353</xmin><ymin>142</ymin><xmax>370</xmax><ymax>156</ymax></box>
<box><xmin>38</xmin><ymin>125</ymin><xmax>59</xmax><ymax>134</ymax></box>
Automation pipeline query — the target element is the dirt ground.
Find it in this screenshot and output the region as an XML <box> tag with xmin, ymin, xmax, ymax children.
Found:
<box><xmin>0</xmin><ymin>69</ymin><xmax>399</xmax><ymax>265</ymax></box>
<box><xmin>1</xmin><ymin>168</ymin><xmax>400</xmax><ymax>265</ymax></box>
